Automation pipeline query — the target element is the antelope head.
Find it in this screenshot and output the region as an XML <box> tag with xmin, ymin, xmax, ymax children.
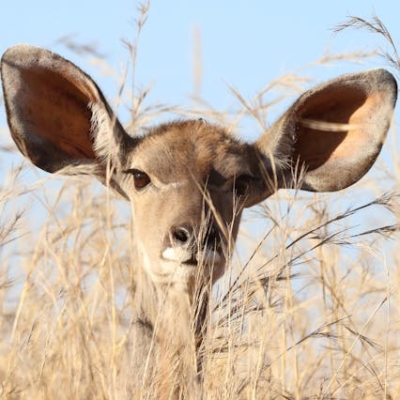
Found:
<box><xmin>1</xmin><ymin>45</ymin><xmax>397</xmax><ymax>295</ymax></box>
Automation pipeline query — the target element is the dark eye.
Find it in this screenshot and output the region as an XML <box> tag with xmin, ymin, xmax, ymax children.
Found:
<box><xmin>234</xmin><ymin>176</ymin><xmax>250</xmax><ymax>197</ymax></box>
<box><xmin>127</xmin><ymin>169</ymin><xmax>151</xmax><ymax>190</ymax></box>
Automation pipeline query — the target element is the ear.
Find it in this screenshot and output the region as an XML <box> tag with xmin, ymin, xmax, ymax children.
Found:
<box><xmin>256</xmin><ymin>69</ymin><xmax>397</xmax><ymax>192</ymax></box>
<box><xmin>1</xmin><ymin>44</ymin><xmax>134</xmax><ymax>193</ymax></box>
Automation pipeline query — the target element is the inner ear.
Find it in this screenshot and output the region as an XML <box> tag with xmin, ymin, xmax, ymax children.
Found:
<box><xmin>1</xmin><ymin>44</ymin><xmax>133</xmax><ymax>177</ymax></box>
<box><xmin>260</xmin><ymin>69</ymin><xmax>398</xmax><ymax>193</ymax></box>
<box><xmin>18</xmin><ymin>66</ymin><xmax>97</xmax><ymax>163</ymax></box>
<box><xmin>293</xmin><ymin>85</ymin><xmax>367</xmax><ymax>171</ymax></box>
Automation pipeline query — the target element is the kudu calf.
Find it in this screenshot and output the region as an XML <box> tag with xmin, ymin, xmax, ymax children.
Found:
<box><xmin>1</xmin><ymin>44</ymin><xmax>397</xmax><ymax>395</ymax></box>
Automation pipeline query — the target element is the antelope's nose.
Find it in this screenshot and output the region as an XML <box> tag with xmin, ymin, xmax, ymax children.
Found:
<box><xmin>162</xmin><ymin>223</ymin><xmax>223</xmax><ymax>265</ymax></box>
<box><xmin>162</xmin><ymin>225</ymin><xmax>196</xmax><ymax>265</ymax></box>
<box><xmin>169</xmin><ymin>224</ymin><xmax>222</xmax><ymax>250</ymax></box>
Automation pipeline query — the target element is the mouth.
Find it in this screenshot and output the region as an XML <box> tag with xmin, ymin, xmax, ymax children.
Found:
<box><xmin>182</xmin><ymin>257</ymin><xmax>197</xmax><ymax>266</ymax></box>
<box><xmin>162</xmin><ymin>247</ymin><xmax>223</xmax><ymax>267</ymax></box>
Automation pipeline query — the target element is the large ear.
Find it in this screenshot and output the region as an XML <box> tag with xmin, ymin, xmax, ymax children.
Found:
<box><xmin>256</xmin><ymin>69</ymin><xmax>397</xmax><ymax>192</ymax></box>
<box><xmin>1</xmin><ymin>44</ymin><xmax>134</xmax><ymax>190</ymax></box>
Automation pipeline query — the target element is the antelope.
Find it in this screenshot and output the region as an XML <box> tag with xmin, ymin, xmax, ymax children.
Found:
<box><xmin>1</xmin><ymin>44</ymin><xmax>397</xmax><ymax>397</ymax></box>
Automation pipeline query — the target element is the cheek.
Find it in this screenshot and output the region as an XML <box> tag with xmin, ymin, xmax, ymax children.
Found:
<box><xmin>229</xmin><ymin>215</ymin><xmax>242</xmax><ymax>242</ymax></box>
<box><xmin>211</xmin><ymin>194</ymin><xmax>242</xmax><ymax>236</ymax></box>
<box><xmin>130</xmin><ymin>201</ymin><xmax>164</xmax><ymax>252</ymax></box>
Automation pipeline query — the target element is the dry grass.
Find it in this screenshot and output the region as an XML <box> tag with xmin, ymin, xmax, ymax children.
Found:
<box><xmin>1</xmin><ymin>9</ymin><xmax>400</xmax><ymax>399</ymax></box>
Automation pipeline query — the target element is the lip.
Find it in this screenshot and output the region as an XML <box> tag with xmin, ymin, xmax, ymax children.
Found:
<box><xmin>182</xmin><ymin>258</ymin><xmax>198</xmax><ymax>266</ymax></box>
<box><xmin>162</xmin><ymin>246</ymin><xmax>224</xmax><ymax>268</ymax></box>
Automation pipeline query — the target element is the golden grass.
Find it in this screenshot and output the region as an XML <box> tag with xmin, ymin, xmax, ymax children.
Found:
<box><xmin>1</xmin><ymin>9</ymin><xmax>400</xmax><ymax>399</ymax></box>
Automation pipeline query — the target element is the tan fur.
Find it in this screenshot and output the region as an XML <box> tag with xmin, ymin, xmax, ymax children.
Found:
<box><xmin>1</xmin><ymin>44</ymin><xmax>397</xmax><ymax>396</ymax></box>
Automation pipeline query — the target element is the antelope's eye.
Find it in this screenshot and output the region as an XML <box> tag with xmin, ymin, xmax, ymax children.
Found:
<box><xmin>234</xmin><ymin>176</ymin><xmax>250</xmax><ymax>197</ymax></box>
<box><xmin>127</xmin><ymin>169</ymin><xmax>151</xmax><ymax>190</ymax></box>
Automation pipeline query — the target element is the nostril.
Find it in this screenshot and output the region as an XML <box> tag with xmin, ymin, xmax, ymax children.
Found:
<box><xmin>172</xmin><ymin>226</ymin><xmax>192</xmax><ymax>245</ymax></box>
<box><xmin>203</xmin><ymin>225</ymin><xmax>222</xmax><ymax>249</ymax></box>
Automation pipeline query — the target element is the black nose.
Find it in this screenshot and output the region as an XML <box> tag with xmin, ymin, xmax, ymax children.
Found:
<box><xmin>169</xmin><ymin>224</ymin><xmax>222</xmax><ymax>250</ymax></box>
<box><xmin>203</xmin><ymin>224</ymin><xmax>221</xmax><ymax>250</ymax></box>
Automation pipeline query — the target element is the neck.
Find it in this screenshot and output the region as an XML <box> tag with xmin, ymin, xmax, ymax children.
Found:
<box><xmin>130</xmin><ymin>266</ymin><xmax>210</xmax><ymax>396</ymax></box>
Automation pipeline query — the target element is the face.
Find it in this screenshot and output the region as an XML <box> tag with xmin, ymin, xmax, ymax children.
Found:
<box><xmin>117</xmin><ymin>120</ymin><xmax>266</xmax><ymax>290</ymax></box>
<box><xmin>3</xmin><ymin>46</ymin><xmax>394</xmax><ymax>297</ymax></box>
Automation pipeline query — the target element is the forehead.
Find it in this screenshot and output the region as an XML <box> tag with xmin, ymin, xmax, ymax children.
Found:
<box><xmin>130</xmin><ymin>120</ymin><xmax>254</xmax><ymax>180</ymax></box>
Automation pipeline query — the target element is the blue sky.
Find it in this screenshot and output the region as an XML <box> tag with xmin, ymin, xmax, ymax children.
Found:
<box><xmin>1</xmin><ymin>0</ymin><xmax>399</xmax><ymax>134</ymax></box>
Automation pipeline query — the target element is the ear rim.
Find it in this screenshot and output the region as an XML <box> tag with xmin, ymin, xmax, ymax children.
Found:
<box><xmin>1</xmin><ymin>44</ymin><xmax>136</xmax><ymax>199</ymax></box>
<box><xmin>255</xmin><ymin>68</ymin><xmax>397</xmax><ymax>194</ymax></box>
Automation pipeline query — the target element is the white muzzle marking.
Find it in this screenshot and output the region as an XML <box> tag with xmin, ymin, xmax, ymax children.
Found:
<box><xmin>162</xmin><ymin>247</ymin><xmax>222</xmax><ymax>265</ymax></box>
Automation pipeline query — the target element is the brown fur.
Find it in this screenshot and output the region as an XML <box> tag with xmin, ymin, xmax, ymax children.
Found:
<box><xmin>1</xmin><ymin>44</ymin><xmax>397</xmax><ymax>396</ymax></box>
